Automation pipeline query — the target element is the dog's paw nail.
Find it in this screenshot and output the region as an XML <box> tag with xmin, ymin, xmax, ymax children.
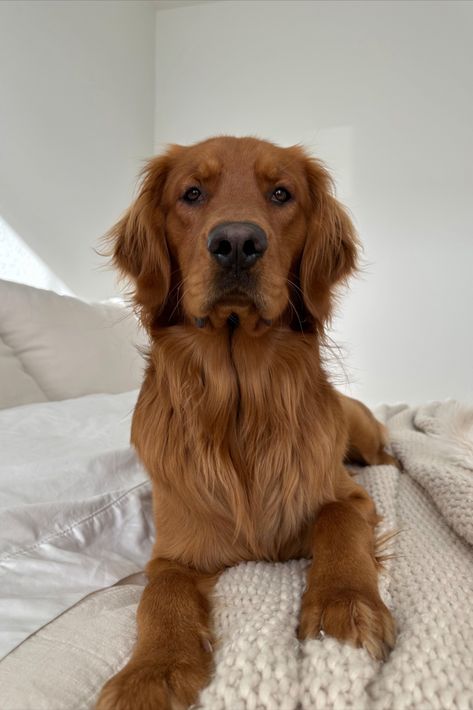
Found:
<box><xmin>201</xmin><ymin>637</ymin><xmax>213</xmax><ymax>653</ymax></box>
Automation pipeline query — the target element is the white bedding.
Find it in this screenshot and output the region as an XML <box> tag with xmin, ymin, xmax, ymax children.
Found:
<box><xmin>1</xmin><ymin>395</ymin><xmax>472</xmax><ymax>709</ymax></box>
<box><xmin>0</xmin><ymin>391</ymin><xmax>153</xmax><ymax>659</ymax></box>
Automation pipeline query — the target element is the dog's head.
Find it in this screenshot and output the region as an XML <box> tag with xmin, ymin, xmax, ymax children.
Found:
<box><xmin>108</xmin><ymin>136</ymin><xmax>358</xmax><ymax>336</ymax></box>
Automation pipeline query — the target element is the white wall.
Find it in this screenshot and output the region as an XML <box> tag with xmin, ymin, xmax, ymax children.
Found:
<box><xmin>0</xmin><ymin>0</ymin><xmax>156</xmax><ymax>300</ymax></box>
<box><xmin>155</xmin><ymin>0</ymin><xmax>473</xmax><ymax>406</ymax></box>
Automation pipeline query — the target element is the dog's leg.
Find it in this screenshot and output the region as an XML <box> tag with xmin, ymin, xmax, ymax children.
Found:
<box><xmin>298</xmin><ymin>477</ymin><xmax>395</xmax><ymax>660</ymax></box>
<box><xmin>339</xmin><ymin>393</ymin><xmax>399</xmax><ymax>468</ymax></box>
<box><xmin>96</xmin><ymin>559</ymin><xmax>217</xmax><ymax>710</ymax></box>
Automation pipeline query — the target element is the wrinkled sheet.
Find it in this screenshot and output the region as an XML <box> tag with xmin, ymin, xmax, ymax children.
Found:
<box><xmin>0</xmin><ymin>391</ymin><xmax>153</xmax><ymax>659</ymax></box>
<box><xmin>1</xmin><ymin>398</ymin><xmax>473</xmax><ymax>710</ymax></box>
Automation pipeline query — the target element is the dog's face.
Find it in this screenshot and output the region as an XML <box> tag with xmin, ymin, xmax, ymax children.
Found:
<box><xmin>109</xmin><ymin>136</ymin><xmax>358</xmax><ymax>335</ymax></box>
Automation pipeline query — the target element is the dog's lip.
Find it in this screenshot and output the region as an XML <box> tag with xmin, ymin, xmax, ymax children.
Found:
<box><xmin>215</xmin><ymin>292</ymin><xmax>253</xmax><ymax>305</ymax></box>
<box><xmin>205</xmin><ymin>287</ymin><xmax>257</xmax><ymax>311</ymax></box>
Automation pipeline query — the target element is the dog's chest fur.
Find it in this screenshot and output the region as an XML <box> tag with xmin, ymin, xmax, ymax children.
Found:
<box><xmin>132</xmin><ymin>326</ymin><xmax>345</xmax><ymax>570</ymax></box>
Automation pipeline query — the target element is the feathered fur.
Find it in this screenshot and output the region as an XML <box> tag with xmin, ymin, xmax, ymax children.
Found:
<box><xmin>96</xmin><ymin>136</ymin><xmax>396</xmax><ymax>710</ymax></box>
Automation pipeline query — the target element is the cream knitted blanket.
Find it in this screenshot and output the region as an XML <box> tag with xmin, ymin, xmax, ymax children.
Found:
<box><xmin>198</xmin><ymin>401</ymin><xmax>473</xmax><ymax>710</ymax></box>
<box><xmin>1</xmin><ymin>401</ymin><xmax>472</xmax><ymax>710</ymax></box>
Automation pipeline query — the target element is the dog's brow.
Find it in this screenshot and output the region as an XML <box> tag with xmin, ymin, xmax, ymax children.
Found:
<box><xmin>193</xmin><ymin>157</ymin><xmax>222</xmax><ymax>181</ymax></box>
<box><xmin>255</xmin><ymin>156</ymin><xmax>293</xmax><ymax>183</ymax></box>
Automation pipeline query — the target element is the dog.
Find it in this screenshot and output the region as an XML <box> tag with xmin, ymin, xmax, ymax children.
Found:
<box><xmin>96</xmin><ymin>136</ymin><xmax>396</xmax><ymax>710</ymax></box>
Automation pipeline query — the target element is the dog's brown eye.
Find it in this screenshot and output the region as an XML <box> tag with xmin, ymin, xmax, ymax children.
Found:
<box><xmin>182</xmin><ymin>187</ymin><xmax>202</xmax><ymax>203</ymax></box>
<box><xmin>271</xmin><ymin>187</ymin><xmax>292</xmax><ymax>204</ymax></box>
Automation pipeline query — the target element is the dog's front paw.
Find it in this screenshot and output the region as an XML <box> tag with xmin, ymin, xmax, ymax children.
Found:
<box><xmin>96</xmin><ymin>662</ymin><xmax>171</xmax><ymax>710</ymax></box>
<box><xmin>96</xmin><ymin>657</ymin><xmax>211</xmax><ymax>710</ymax></box>
<box><xmin>298</xmin><ymin>589</ymin><xmax>396</xmax><ymax>660</ymax></box>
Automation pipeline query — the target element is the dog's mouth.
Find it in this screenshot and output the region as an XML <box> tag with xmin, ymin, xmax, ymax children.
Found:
<box><xmin>194</xmin><ymin>289</ymin><xmax>272</xmax><ymax>335</ymax></box>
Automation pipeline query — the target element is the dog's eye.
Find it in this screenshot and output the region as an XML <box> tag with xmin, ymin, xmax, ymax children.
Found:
<box><xmin>271</xmin><ymin>187</ymin><xmax>292</xmax><ymax>204</ymax></box>
<box><xmin>182</xmin><ymin>187</ymin><xmax>203</xmax><ymax>203</ymax></box>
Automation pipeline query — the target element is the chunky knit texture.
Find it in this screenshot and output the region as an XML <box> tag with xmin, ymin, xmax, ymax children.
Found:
<box><xmin>199</xmin><ymin>401</ymin><xmax>473</xmax><ymax>710</ymax></box>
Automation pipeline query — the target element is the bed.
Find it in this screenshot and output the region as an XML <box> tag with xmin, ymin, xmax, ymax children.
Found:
<box><xmin>1</xmin><ymin>278</ymin><xmax>472</xmax><ymax>709</ymax></box>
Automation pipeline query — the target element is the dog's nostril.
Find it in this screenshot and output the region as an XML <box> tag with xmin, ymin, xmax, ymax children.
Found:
<box><xmin>214</xmin><ymin>239</ymin><xmax>232</xmax><ymax>257</ymax></box>
<box><xmin>242</xmin><ymin>239</ymin><xmax>257</xmax><ymax>257</ymax></box>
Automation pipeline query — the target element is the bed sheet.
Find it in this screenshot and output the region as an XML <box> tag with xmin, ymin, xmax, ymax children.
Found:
<box><xmin>0</xmin><ymin>391</ymin><xmax>152</xmax><ymax>659</ymax></box>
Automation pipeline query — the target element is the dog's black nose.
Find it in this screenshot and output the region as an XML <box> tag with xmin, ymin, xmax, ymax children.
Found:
<box><xmin>207</xmin><ymin>222</ymin><xmax>268</xmax><ymax>270</ymax></box>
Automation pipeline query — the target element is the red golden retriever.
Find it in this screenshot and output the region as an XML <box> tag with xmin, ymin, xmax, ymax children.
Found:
<box><xmin>96</xmin><ymin>136</ymin><xmax>396</xmax><ymax>710</ymax></box>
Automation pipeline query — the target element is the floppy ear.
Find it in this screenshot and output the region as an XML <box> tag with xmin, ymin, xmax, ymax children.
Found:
<box><xmin>300</xmin><ymin>157</ymin><xmax>359</xmax><ymax>326</ymax></box>
<box><xmin>107</xmin><ymin>149</ymin><xmax>178</xmax><ymax>328</ymax></box>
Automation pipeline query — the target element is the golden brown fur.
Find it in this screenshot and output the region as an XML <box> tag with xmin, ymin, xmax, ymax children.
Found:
<box><xmin>96</xmin><ymin>136</ymin><xmax>396</xmax><ymax>710</ymax></box>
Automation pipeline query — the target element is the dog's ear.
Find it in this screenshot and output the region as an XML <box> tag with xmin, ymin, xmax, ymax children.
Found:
<box><xmin>107</xmin><ymin>147</ymin><xmax>181</xmax><ymax>327</ymax></box>
<box><xmin>300</xmin><ymin>156</ymin><xmax>359</xmax><ymax>326</ymax></box>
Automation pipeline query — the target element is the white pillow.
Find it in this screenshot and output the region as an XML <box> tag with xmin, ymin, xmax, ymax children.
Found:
<box><xmin>0</xmin><ymin>337</ymin><xmax>48</xmax><ymax>409</ymax></box>
<box><xmin>0</xmin><ymin>279</ymin><xmax>146</xmax><ymax>408</ymax></box>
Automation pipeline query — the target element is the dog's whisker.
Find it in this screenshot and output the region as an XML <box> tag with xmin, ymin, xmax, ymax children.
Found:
<box><xmin>168</xmin><ymin>284</ymin><xmax>193</xmax><ymax>322</ymax></box>
<box><xmin>285</xmin><ymin>277</ymin><xmax>304</xmax><ymax>297</ymax></box>
<box><xmin>287</xmin><ymin>295</ymin><xmax>305</xmax><ymax>334</ymax></box>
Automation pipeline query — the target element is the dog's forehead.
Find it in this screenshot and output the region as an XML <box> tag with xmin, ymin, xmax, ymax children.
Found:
<box><xmin>173</xmin><ymin>137</ymin><xmax>304</xmax><ymax>181</ymax></box>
